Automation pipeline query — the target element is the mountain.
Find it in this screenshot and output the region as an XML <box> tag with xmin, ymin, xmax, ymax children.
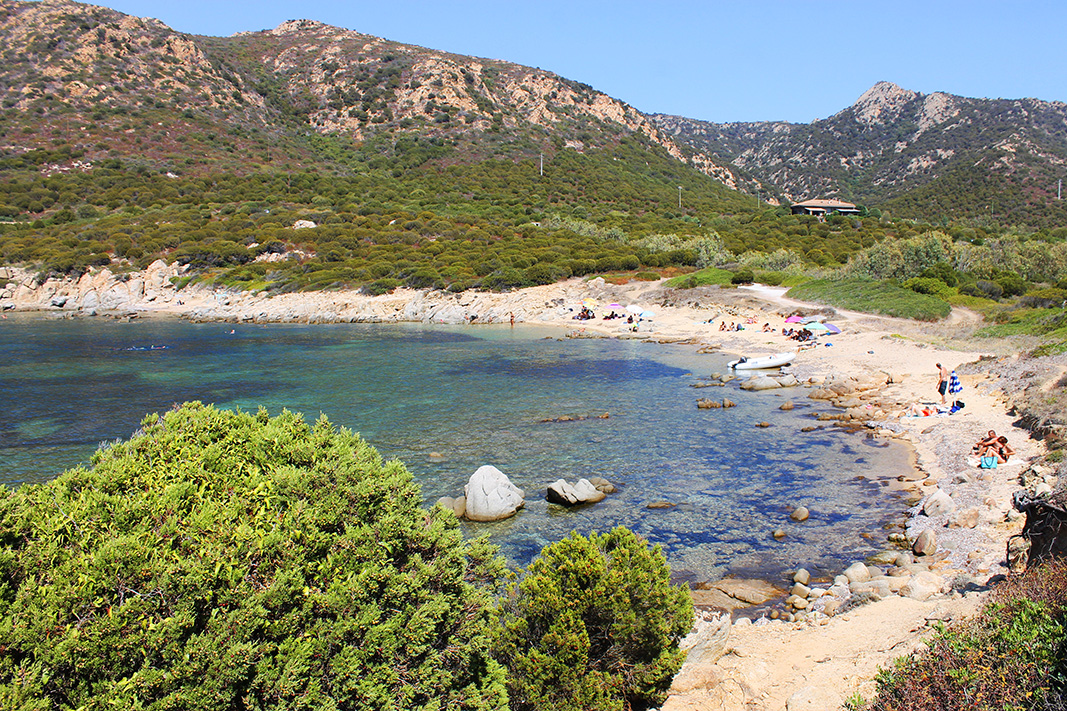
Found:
<box><xmin>2</xmin><ymin>0</ymin><xmax>1065</xmax><ymax>229</ymax></box>
<box><xmin>0</xmin><ymin>0</ymin><xmax>747</xmax><ymax>186</ymax></box>
<box><xmin>655</xmin><ymin>81</ymin><xmax>1067</xmax><ymax>227</ymax></box>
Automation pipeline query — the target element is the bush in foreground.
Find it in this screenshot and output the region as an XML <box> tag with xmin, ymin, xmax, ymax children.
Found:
<box><xmin>859</xmin><ymin>560</ymin><xmax>1067</xmax><ymax>710</ymax></box>
<box><xmin>0</xmin><ymin>402</ymin><xmax>507</xmax><ymax>710</ymax></box>
<box><xmin>495</xmin><ymin>528</ymin><xmax>694</xmax><ymax>711</ymax></box>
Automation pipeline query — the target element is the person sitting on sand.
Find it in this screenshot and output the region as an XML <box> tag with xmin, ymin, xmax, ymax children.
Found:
<box><xmin>719</xmin><ymin>321</ymin><xmax>726</xmax><ymax>331</ymax></box>
<box><xmin>986</xmin><ymin>435</ymin><xmax>1015</xmax><ymax>463</ymax></box>
<box><xmin>972</xmin><ymin>430</ymin><xmax>998</xmax><ymax>454</ymax></box>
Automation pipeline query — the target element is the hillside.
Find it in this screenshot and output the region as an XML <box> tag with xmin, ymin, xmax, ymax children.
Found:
<box><xmin>656</xmin><ymin>82</ymin><xmax>1067</xmax><ymax>227</ymax></box>
<box><xmin>0</xmin><ymin>0</ymin><xmax>744</xmax><ymax>183</ymax></box>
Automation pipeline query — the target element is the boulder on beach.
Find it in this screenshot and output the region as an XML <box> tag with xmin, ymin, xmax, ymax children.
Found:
<box><xmin>463</xmin><ymin>465</ymin><xmax>525</xmax><ymax>521</ymax></box>
<box><xmin>923</xmin><ymin>489</ymin><xmax>956</xmax><ymax>518</ymax></box>
<box><xmin>913</xmin><ymin>528</ymin><xmax>938</xmax><ymax>556</ymax></box>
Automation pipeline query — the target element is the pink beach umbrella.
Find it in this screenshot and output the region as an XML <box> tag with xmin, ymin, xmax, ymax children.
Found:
<box><xmin>785</xmin><ymin>315</ymin><xmax>805</xmax><ymax>323</ymax></box>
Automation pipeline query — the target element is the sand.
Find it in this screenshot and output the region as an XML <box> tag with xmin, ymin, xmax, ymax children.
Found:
<box><xmin>1</xmin><ymin>270</ymin><xmax>1050</xmax><ymax>709</ymax></box>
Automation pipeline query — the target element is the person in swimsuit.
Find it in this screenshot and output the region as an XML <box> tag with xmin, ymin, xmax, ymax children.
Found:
<box><xmin>936</xmin><ymin>363</ymin><xmax>950</xmax><ymax>404</ymax></box>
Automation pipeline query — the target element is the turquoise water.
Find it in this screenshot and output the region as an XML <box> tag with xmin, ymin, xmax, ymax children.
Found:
<box><xmin>0</xmin><ymin>314</ymin><xmax>911</xmax><ymax>583</ymax></box>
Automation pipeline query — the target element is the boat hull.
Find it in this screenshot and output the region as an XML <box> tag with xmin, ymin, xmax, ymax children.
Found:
<box><xmin>727</xmin><ymin>352</ymin><xmax>796</xmax><ymax>370</ymax></box>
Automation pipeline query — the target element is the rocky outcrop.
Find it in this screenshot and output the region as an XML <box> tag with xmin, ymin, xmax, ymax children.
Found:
<box><xmin>463</xmin><ymin>465</ymin><xmax>525</xmax><ymax>522</ymax></box>
<box><xmin>545</xmin><ymin>476</ymin><xmax>615</xmax><ymax>506</ymax></box>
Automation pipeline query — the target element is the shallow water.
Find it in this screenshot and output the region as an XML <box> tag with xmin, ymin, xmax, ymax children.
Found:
<box><xmin>0</xmin><ymin>314</ymin><xmax>912</xmax><ymax>582</ymax></box>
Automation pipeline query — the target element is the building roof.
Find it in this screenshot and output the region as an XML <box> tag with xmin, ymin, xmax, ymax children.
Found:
<box><xmin>792</xmin><ymin>198</ymin><xmax>858</xmax><ymax>209</ymax></box>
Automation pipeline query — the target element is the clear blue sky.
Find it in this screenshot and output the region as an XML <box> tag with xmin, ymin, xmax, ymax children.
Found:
<box><xmin>102</xmin><ymin>0</ymin><xmax>1067</xmax><ymax>124</ymax></box>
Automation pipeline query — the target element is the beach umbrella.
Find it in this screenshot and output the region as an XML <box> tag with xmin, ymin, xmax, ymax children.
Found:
<box><xmin>802</xmin><ymin>316</ymin><xmax>823</xmax><ymax>324</ymax></box>
<box><xmin>640</xmin><ymin>311</ymin><xmax>655</xmax><ymax>319</ymax></box>
<box><xmin>824</xmin><ymin>323</ymin><xmax>842</xmax><ymax>334</ymax></box>
<box><xmin>785</xmin><ymin>315</ymin><xmax>805</xmax><ymax>323</ymax></box>
<box><xmin>805</xmin><ymin>322</ymin><xmax>830</xmax><ymax>332</ymax></box>
<box><xmin>582</xmin><ymin>298</ymin><xmax>598</xmax><ymax>308</ymax></box>
<box><xmin>949</xmin><ymin>370</ymin><xmax>963</xmax><ymax>395</ymax></box>
<box><xmin>609</xmin><ymin>303</ymin><xmax>623</xmax><ymax>309</ymax></box>
<box><xmin>626</xmin><ymin>305</ymin><xmax>644</xmax><ymax>315</ymax></box>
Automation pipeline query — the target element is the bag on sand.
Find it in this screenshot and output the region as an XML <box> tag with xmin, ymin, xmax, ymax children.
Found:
<box><xmin>980</xmin><ymin>456</ymin><xmax>999</xmax><ymax>469</ymax></box>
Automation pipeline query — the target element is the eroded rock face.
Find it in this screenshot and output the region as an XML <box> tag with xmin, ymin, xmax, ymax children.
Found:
<box><xmin>463</xmin><ymin>465</ymin><xmax>524</xmax><ymax>521</ymax></box>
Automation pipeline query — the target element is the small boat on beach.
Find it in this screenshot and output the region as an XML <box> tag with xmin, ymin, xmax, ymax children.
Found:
<box><xmin>727</xmin><ymin>351</ymin><xmax>796</xmax><ymax>370</ymax></box>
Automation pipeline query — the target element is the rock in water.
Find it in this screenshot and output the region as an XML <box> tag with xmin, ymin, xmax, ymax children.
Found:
<box><xmin>572</xmin><ymin>478</ymin><xmax>607</xmax><ymax>503</ymax></box>
<box><xmin>790</xmin><ymin>506</ymin><xmax>810</xmax><ymax>522</ymax></box>
<box><xmin>464</xmin><ymin>465</ymin><xmax>525</xmax><ymax>521</ymax></box>
<box><xmin>546</xmin><ymin>479</ymin><xmax>580</xmax><ymax>505</ymax></box>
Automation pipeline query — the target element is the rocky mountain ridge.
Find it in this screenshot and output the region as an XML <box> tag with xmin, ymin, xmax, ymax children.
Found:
<box><xmin>0</xmin><ymin>0</ymin><xmax>741</xmax><ymax>184</ymax></box>
<box><xmin>655</xmin><ymin>81</ymin><xmax>1067</xmax><ymax>224</ymax></box>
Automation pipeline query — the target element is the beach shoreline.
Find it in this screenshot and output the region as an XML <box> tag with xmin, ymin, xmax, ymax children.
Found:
<box><xmin>1</xmin><ymin>265</ymin><xmax>1055</xmax><ymax>709</ymax></box>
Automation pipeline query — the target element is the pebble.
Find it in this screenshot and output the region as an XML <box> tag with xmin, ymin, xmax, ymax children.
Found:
<box><xmin>790</xmin><ymin>506</ymin><xmax>810</xmax><ymax>522</ymax></box>
<box><xmin>773</xmin><ymin>528</ymin><xmax>787</xmax><ymax>540</ymax></box>
<box><xmin>793</xmin><ymin>568</ymin><xmax>810</xmax><ymax>585</ymax></box>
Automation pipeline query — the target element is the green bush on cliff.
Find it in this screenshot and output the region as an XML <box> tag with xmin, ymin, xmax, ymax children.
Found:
<box><xmin>494</xmin><ymin>528</ymin><xmax>694</xmax><ymax>711</ymax></box>
<box><xmin>0</xmin><ymin>402</ymin><xmax>508</xmax><ymax>711</ymax></box>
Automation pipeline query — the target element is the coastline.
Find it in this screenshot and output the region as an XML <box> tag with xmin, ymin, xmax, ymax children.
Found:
<box><xmin>1</xmin><ymin>264</ymin><xmax>1053</xmax><ymax>709</ymax></box>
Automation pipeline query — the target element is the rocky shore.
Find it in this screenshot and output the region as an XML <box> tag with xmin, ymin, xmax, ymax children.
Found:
<box><xmin>3</xmin><ymin>262</ymin><xmax>1063</xmax><ymax>710</ymax></box>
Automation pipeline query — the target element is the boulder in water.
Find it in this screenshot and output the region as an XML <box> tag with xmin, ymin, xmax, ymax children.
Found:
<box><xmin>463</xmin><ymin>465</ymin><xmax>525</xmax><ymax>521</ymax></box>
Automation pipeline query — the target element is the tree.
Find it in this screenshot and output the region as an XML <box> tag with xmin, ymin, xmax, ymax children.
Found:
<box><xmin>495</xmin><ymin>528</ymin><xmax>693</xmax><ymax>711</ymax></box>
<box><xmin>0</xmin><ymin>402</ymin><xmax>508</xmax><ymax>711</ymax></box>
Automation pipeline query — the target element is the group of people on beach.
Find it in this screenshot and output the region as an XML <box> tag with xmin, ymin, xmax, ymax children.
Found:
<box><xmin>973</xmin><ymin>429</ymin><xmax>1016</xmax><ymax>464</ymax></box>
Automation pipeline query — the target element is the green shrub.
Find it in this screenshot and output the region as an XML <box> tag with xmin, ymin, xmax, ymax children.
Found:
<box><xmin>861</xmin><ymin>560</ymin><xmax>1067</xmax><ymax>710</ymax></box>
<box><xmin>0</xmin><ymin>403</ymin><xmax>508</xmax><ymax>711</ymax></box>
<box><xmin>755</xmin><ymin>271</ymin><xmax>784</xmax><ymax>286</ymax></box>
<box><xmin>731</xmin><ymin>269</ymin><xmax>755</xmax><ymax>285</ymax></box>
<box><xmin>904</xmin><ymin>276</ymin><xmax>952</xmax><ymax>298</ymax></box>
<box><xmin>495</xmin><ymin>528</ymin><xmax>693</xmax><ymax>711</ymax></box>
<box><xmin>364</xmin><ymin>277</ymin><xmax>401</xmax><ymax>295</ymax></box>
<box><xmin>634</xmin><ymin>271</ymin><xmax>660</xmax><ymax>281</ymax></box>
<box><xmin>662</xmin><ymin>267</ymin><xmax>733</xmax><ymax>289</ymax></box>
<box><xmin>1020</xmin><ymin>287</ymin><xmax>1067</xmax><ymax>309</ymax></box>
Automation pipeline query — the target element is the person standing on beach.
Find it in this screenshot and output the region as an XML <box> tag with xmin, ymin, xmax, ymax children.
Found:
<box><xmin>936</xmin><ymin>362</ymin><xmax>950</xmax><ymax>404</ymax></box>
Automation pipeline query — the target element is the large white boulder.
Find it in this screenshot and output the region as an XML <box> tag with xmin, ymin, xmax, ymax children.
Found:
<box><xmin>464</xmin><ymin>465</ymin><xmax>525</xmax><ymax>521</ymax></box>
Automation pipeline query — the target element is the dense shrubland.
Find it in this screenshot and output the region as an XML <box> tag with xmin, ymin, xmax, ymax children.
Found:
<box><xmin>0</xmin><ymin>403</ymin><xmax>692</xmax><ymax>710</ymax></box>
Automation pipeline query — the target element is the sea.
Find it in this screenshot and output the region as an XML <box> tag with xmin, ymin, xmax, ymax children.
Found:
<box><xmin>0</xmin><ymin>314</ymin><xmax>913</xmax><ymax>583</ymax></box>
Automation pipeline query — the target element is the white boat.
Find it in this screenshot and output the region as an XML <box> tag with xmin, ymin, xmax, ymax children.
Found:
<box><xmin>727</xmin><ymin>352</ymin><xmax>796</xmax><ymax>370</ymax></box>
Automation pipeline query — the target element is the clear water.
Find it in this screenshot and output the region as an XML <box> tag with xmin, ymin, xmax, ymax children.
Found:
<box><xmin>0</xmin><ymin>314</ymin><xmax>912</xmax><ymax>583</ymax></box>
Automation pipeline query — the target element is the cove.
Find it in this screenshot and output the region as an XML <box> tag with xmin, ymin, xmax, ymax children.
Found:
<box><xmin>0</xmin><ymin>314</ymin><xmax>912</xmax><ymax>583</ymax></box>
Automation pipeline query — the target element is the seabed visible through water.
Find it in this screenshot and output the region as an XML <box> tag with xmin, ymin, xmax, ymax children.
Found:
<box><xmin>0</xmin><ymin>314</ymin><xmax>916</xmax><ymax>583</ymax></box>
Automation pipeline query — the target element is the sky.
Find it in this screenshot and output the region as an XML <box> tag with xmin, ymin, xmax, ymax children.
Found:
<box><xmin>101</xmin><ymin>0</ymin><xmax>1067</xmax><ymax>124</ymax></box>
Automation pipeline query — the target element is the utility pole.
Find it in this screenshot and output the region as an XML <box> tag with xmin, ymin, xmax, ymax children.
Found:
<box><xmin>1059</xmin><ymin>178</ymin><xmax>1062</xmax><ymax>201</ymax></box>
<box><xmin>678</xmin><ymin>186</ymin><xmax>682</xmax><ymax>209</ymax></box>
<box><xmin>540</xmin><ymin>153</ymin><xmax>543</xmax><ymax>177</ymax></box>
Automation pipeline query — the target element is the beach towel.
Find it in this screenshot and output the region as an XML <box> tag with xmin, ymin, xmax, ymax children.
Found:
<box><xmin>949</xmin><ymin>370</ymin><xmax>963</xmax><ymax>395</ymax></box>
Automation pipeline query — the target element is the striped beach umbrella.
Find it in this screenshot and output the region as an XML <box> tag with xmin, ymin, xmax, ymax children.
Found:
<box><xmin>948</xmin><ymin>370</ymin><xmax>963</xmax><ymax>395</ymax></box>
